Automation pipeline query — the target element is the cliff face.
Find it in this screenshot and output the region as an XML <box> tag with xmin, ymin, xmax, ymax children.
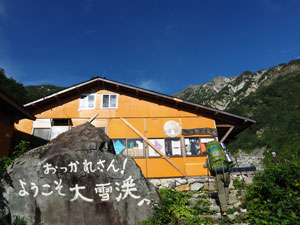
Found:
<box><xmin>174</xmin><ymin>60</ymin><xmax>300</xmax><ymax>110</ymax></box>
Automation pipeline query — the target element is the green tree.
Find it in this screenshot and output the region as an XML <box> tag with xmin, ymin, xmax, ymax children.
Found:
<box><xmin>0</xmin><ymin>68</ymin><xmax>27</xmax><ymax>104</ymax></box>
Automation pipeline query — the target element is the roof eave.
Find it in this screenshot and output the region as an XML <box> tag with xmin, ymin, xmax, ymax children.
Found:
<box><xmin>23</xmin><ymin>77</ymin><xmax>255</xmax><ymax>125</ymax></box>
<box><xmin>0</xmin><ymin>92</ymin><xmax>35</xmax><ymax>120</ymax></box>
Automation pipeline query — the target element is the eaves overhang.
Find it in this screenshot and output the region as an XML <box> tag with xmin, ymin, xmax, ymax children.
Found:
<box><xmin>0</xmin><ymin>91</ymin><xmax>35</xmax><ymax>120</ymax></box>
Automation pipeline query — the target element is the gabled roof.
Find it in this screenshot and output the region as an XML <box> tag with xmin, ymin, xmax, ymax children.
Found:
<box><xmin>0</xmin><ymin>90</ymin><xmax>35</xmax><ymax>121</ymax></box>
<box><xmin>24</xmin><ymin>77</ymin><xmax>255</xmax><ymax>142</ymax></box>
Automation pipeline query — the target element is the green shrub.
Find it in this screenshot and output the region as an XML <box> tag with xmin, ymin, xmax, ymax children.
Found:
<box><xmin>232</xmin><ymin>178</ymin><xmax>245</xmax><ymax>190</ymax></box>
<box><xmin>142</xmin><ymin>188</ymin><xmax>195</xmax><ymax>225</ymax></box>
<box><xmin>12</xmin><ymin>217</ymin><xmax>27</xmax><ymax>225</ymax></box>
<box><xmin>0</xmin><ymin>157</ymin><xmax>13</xmax><ymax>177</ymax></box>
<box><xmin>193</xmin><ymin>194</ymin><xmax>217</xmax><ymax>215</ymax></box>
<box><xmin>12</xmin><ymin>140</ymin><xmax>31</xmax><ymax>160</ymax></box>
<box><xmin>244</xmin><ymin>161</ymin><xmax>300</xmax><ymax>224</ymax></box>
<box><xmin>0</xmin><ymin>140</ymin><xmax>31</xmax><ymax>179</ymax></box>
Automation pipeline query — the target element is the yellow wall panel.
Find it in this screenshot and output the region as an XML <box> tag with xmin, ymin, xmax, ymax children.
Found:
<box><xmin>145</xmin><ymin>118</ymin><xmax>181</xmax><ymax>138</ymax></box>
<box><xmin>15</xmin><ymin>119</ymin><xmax>33</xmax><ymax>134</ymax></box>
<box><xmin>184</xmin><ymin>157</ymin><xmax>208</xmax><ymax>176</ymax></box>
<box><xmin>181</xmin><ymin>117</ymin><xmax>215</xmax><ymax>129</ymax></box>
<box><xmin>132</xmin><ymin>158</ymin><xmax>147</xmax><ymax>176</ymax></box>
<box><xmin>90</xmin><ymin>119</ymin><xmax>108</xmax><ymax>128</ymax></box>
<box><xmin>107</xmin><ymin>118</ymin><xmax>144</xmax><ymax>138</ymax></box>
<box><xmin>146</xmin><ymin>158</ymin><xmax>185</xmax><ymax>178</ymax></box>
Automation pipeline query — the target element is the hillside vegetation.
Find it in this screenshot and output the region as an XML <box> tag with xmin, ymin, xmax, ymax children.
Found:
<box><xmin>25</xmin><ymin>85</ymin><xmax>65</xmax><ymax>103</ymax></box>
<box><xmin>176</xmin><ymin>59</ymin><xmax>300</xmax><ymax>160</ymax></box>
<box><xmin>227</xmin><ymin>62</ymin><xmax>300</xmax><ymax>160</ymax></box>
<box><xmin>175</xmin><ymin>59</ymin><xmax>300</xmax><ymax>111</ymax></box>
<box><xmin>0</xmin><ymin>68</ymin><xmax>65</xmax><ymax>104</ymax></box>
<box><xmin>0</xmin><ymin>69</ymin><xmax>28</xmax><ymax>104</ymax></box>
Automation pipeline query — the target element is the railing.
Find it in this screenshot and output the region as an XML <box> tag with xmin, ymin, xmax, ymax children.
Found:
<box><xmin>230</xmin><ymin>166</ymin><xmax>256</xmax><ymax>173</ymax></box>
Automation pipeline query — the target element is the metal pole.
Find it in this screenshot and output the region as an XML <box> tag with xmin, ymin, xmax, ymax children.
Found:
<box><xmin>234</xmin><ymin>154</ymin><xmax>244</xmax><ymax>182</ymax></box>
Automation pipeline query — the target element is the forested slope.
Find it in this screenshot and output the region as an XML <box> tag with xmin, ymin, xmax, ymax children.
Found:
<box><xmin>0</xmin><ymin>68</ymin><xmax>65</xmax><ymax>104</ymax></box>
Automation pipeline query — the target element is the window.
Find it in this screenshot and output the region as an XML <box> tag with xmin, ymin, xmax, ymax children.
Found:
<box><xmin>185</xmin><ymin>137</ymin><xmax>207</xmax><ymax>156</ymax></box>
<box><xmin>50</xmin><ymin>119</ymin><xmax>72</xmax><ymax>140</ymax></box>
<box><xmin>149</xmin><ymin>139</ymin><xmax>165</xmax><ymax>157</ymax></box>
<box><xmin>102</xmin><ymin>94</ymin><xmax>118</xmax><ymax>109</ymax></box>
<box><xmin>127</xmin><ymin>139</ymin><xmax>144</xmax><ymax>157</ymax></box>
<box><xmin>50</xmin><ymin>126</ymin><xmax>68</xmax><ymax>140</ymax></box>
<box><xmin>52</xmin><ymin>119</ymin><xmax>72</xmax><ymax>126</ymax></box>
<box><xmin>32</xmin><ymin>119</ymin><xmax>72</xmax><ymax>141</ymax></box>
<box><xmin>33</xmin><ymin>128</ymin><xmax>51</xmax><ymax>140</ymax></box>
<box><xmin>165</xmin><ymin>138</ymin><xmax>182</xmax><ymax>156</ymax></box>
<box><xmin>79</xmin><ymin>94</ymin><xmax>95</xmax><ymax>109</ymax></box>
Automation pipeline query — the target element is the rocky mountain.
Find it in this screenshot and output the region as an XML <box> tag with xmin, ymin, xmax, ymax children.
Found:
<box><xmin>174</xmin><ymin>59</ymin><xmax>300</xmax><ymax>110</ymax></box>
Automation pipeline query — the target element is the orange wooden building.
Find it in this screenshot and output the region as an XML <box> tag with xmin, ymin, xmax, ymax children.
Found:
<box><xmin>15</xmin><ymin>78</ymin><xmax>255</xmax><ymax>178</ymax></box>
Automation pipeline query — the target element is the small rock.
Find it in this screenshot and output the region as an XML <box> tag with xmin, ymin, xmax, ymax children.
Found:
<box><xmin>190</xmin><ymin>182</ymin><xmax>204</xmax><ymax>191</ymax></box>
<box><xmin>188</xmin><ymin>198</ymin><xmax>198</xmax><ymax>207</ymax></box>
<box><xmin>149</xmin><ymin>179</ymin><xmax>161</xmax><ymax>187</ymax></box>
<box><xmin>175</xmin><ymin>184</ymin><xmax>190</xmax><ymax>191</ymax></box>
<box><xmin>175</xmin><ymin>178</ymin><xmax>188</xmax><ymax>185</ymax></box>
<box><xmin>244</xmin><ymin>176</ymin><xmax>253</xmax><ymax>185</ymax></box>
<box><xmin>203</xmin><ymin>183</ymin><xmax>215</xmax><ymax>190</ymax></box>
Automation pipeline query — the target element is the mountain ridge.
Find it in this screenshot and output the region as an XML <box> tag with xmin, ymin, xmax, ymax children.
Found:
<box><xmin>174</xmin><ymin>59</ymin><xmax>300</xmax><ymax>111</ymax></box>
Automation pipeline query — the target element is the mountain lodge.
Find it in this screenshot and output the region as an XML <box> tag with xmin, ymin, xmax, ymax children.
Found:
<box><xmin>15</xmin><ymin>77</ymin><xmax>255</xmax><ymax>178</ymax></box>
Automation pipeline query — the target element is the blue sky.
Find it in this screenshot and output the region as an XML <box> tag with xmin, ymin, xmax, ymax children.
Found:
<box><xmin>1</xmin><ymin>0</ymin><xmax>300</xmax><ymax>95</ymax></box>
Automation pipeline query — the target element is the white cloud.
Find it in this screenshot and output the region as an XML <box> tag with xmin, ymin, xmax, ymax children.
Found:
<box><xmin>137</xmin><ymin>79</ymin><xmax>164</xmax><ymax>93</ymax></box>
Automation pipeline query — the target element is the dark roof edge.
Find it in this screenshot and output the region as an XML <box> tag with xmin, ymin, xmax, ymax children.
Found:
<box><xmin>23</xmin><ymin>77</ymin><xmax>255</xmax><ymax>124</ymax></box>
<box><xmin>0</xmin><ymin>91</ymin><xmax>35</xmax><ymax>120</ymax></box>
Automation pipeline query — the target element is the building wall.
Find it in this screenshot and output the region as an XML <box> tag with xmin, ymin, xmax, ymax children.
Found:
<box><xmin>0</xmin><ymin>122</ymin><xmax>13</xmax><ymax>156</ymax></box>
<box><xmin>16</xmin><ymin>88</ymin><xmax>215</xmax><ymax>177</ymax></box>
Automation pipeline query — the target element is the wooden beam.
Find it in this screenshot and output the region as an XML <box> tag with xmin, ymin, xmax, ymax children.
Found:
<box><xmin>120</xmin><ymin>117</ymin><xmax>186</xmax><ymax>176</ymax></box>
<box><xmin>220</xmin><ymin>125</ymin><xmax>234</xmax><ymax>143</ymax></box>
<box><xmin>216</xmin><ymin>124</ymin><xmax>232</xmax><ymax>128</ymax></box>
<box><xmin>89</xmin><ymin>114</ymin><xmax>99</xmax><ymax>123</ymax></box>
<box><xmin>55</xmin><ymin>95</ymin><xmax>61</xmax><ymax>104</ymax></box>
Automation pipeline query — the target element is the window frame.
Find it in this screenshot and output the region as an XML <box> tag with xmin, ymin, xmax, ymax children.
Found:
<box><xmin>79</xmin><ymin>93</ymin><xmax>96</xmax><ymax>109</ymax></box>
<box><xmin>184</xmin><ymin>137</ymin><xmax>211</xmax><ymax>157</ymax></box>
<box><xmin>50</xmin><ymin>126</ymin><xmax>69</xmax><ymax>140</ymax></box>
<box><xmin>32</xmin><ymin>128</ymin><xmax>51</xmax><ymax>141</ymax></box>
<box><xmin>148</xmin><ymin>138</ymin><xmax>166</xmax><ymax>158</ymax></box>
<box><xmin>101</xmin><ymin>94</ymin><xmax>118</xmax><ymax>109</ymax></box>
<box><xmin>165</xmin><ymin>138</ymin><xmax>182</xmax><ymax>157</ymax></box>
<box><xmin>127</xmin><ymin>138</ymin><xmax>144</xmax><ymax>158</ymax></box>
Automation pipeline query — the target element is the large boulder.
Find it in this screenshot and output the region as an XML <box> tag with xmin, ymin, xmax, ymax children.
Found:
<box><xmin>2</xmin><ymin>123</ymin><xmax>159</xmax><ymax>225</ymax></box>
